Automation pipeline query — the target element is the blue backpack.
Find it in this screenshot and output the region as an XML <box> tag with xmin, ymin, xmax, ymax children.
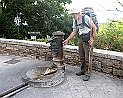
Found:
<box><xmin>81</xmin><ymin>7</ymin><xmax>99</xmax><ymax>31</ymax></box>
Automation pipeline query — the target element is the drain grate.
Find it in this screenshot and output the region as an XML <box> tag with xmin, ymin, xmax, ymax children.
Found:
<box><xmin>4</xmin><ymin>59</ymin><xmax>20</xmax><ymax>64</ymax></box>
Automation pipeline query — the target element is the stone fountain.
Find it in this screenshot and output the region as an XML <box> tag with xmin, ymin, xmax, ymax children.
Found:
<box><xmin>22</xmin><ymin>31</ymin><xmax>65</xmax><ymax>87</ymax></box>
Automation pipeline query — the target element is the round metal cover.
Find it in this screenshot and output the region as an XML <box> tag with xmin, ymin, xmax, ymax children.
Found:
<box><xmin>21</xmin><ymin>66</ymin><xmax>65</xmax><ymax>87</ymax></box>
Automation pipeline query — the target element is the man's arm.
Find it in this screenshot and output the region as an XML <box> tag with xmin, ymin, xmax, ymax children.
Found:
<box><xmin>89</xmin><ymin>17</ymin><xmax>97</xmax><ymax>46</ymax></box>
<box><xmin>91</xmin><ymin>20</ymin><xmax>97</xmax><ymax>38</ymax></box>
<box><xmin>63</xmin><ymin>30</ymin><xmax>76</xmax><ymax>45</ymax></box>
<box><xmin>85</xmin><ymin>15</ymin><xmax>96</xmax><ymax>37</ymax></box>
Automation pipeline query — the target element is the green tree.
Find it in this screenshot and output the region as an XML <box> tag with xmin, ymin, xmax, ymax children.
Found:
<box><xmin>0</xmin><ymin>0</ymin><xmax>72</xmax><ymax>39</ymax></box>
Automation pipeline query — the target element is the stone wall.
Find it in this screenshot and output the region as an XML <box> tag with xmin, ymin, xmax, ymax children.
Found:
<box><xmin>0</xmin><ymin>38</ymin><xmax>123</xmax><ymax>77</ymax></box>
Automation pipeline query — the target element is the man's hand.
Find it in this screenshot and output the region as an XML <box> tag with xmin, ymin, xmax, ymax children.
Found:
<box><xmin>88</xmin><ymin>37</ymin><xmax>93</xmax><ymax>46</ymax></box>
<box><xmin>63</xmin><ymin>39</ymin><xmax>69</xmax><ymax>46</ymax></box>
<box><xmin>63</xmin><ymin>31</ymin><xmax>76</xmax><ymax>46</ymax></box>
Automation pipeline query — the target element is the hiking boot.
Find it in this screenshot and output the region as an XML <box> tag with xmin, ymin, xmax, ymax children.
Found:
<box><xmin>83</xmin><ymin>74</ymin><xmax>90</xmax><ymax>81</ymax></box>
<box><xmin>76</xmin><ymin>62</ymin><xmax>87</xmax><ymax>76</ymax></box>
<box><xmin>76</xmin><ymin>70</ymin><xmax>85</xmax><ymax>76</ymax></box>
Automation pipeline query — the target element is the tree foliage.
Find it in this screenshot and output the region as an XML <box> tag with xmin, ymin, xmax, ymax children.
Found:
<box><xmin>0</xmin><ymin>0</ymin><xmax>72</xmax><ymax>39</ymax></box>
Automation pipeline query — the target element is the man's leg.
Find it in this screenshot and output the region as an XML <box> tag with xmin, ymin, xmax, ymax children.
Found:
<box><xmin>76</xmin><ymin>39</ymin><xmax>86</xmax><ymax>76</ymax></box>
<box><xmin>83</xmin><ymin>42</ymin><xmax>93</xmax><ymax>81</ymax></box>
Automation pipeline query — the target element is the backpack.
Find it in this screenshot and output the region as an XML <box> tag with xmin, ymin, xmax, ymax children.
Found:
<box><xmin>81</xmin><ymin>7</ymin><xmax>99</xmax><ymax>31</ymax></box>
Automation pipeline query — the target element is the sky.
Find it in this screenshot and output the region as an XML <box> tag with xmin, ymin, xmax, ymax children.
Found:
<box><xmin>66</xmin><ymin>0</ymin><xmax>123</xmax><ymax>23</ymax></box>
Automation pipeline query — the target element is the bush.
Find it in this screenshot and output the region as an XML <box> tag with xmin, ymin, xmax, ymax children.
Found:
<box><xmin>94</xmin><ymin>19</ymin><xmax>123</xmax><ymax>52</ymax></box>
<box><xmin>36</xmin><ymin>38</ymin><xmax>47</xmax><ymax>42</ymax></box>
<box><xmin>68</xmin><ymin>35</ymin><xmax>78</xmax><ymax>46</ymax></box>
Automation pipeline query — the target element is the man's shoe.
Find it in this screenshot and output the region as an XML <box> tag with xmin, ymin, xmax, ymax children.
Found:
<box><xmin>83</xmin><ymin>74</ymin><xmax>90</xmax><ymax>81</ymax></box>
<box><xmin>76</xmin><ymin>71</ymin><xmax>85</xmax><ymax>76</ymax></box>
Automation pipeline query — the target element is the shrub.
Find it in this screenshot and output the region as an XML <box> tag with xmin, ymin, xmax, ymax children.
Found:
<box><xmin>94</xmin><ymin>19</ymin><xmax>123</xmax><ymax>52</ymax></box>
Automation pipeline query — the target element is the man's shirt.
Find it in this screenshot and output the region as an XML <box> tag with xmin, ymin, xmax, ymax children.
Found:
<box><xmin>73</xmin><ymin>14</ymin><xmax>90</xmax><ymax>35</ymax></box>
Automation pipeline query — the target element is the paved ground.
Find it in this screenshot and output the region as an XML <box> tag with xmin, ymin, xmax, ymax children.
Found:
<box><xmin>0</xmin><ymin>54</ymin><xmax>123</xmax><ymax>98</ymax></box>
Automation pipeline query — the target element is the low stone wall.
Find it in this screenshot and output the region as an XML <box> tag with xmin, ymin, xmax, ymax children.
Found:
<box><xmin>0</xmin><ymin>38</ymin><xmax>123</xmax><ymax>77</ymax></box>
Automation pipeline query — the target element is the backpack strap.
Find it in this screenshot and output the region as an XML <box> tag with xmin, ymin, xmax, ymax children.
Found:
<box><xmin>75</xmin><ymin>15</ymin><xmax>90</xmax><ymax>29</ymax></box>
<box><xmin>82</xmin><ymin>15</ymin><xmax>90</xmax><ymax>29</ymax></box>
<box><xmin>75</xmin><ymin>19</ymin><xmax>77</xmax><ymax>28</ymax></box>
<box><xmin>75</xmin><ymin>19</ymin><xmax>79</xmax><ymax>32</ymax></box>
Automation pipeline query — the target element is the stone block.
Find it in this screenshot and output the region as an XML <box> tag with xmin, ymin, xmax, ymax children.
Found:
<box><xmin>101</xmin><ymin>60</ymin><xmax>107</xmax><ymax>66</ymax></box>
<box><xmin>102</xmin><ymin>67</ymin><xmax>112</xmax><ymax>74</ymax></box>
<box><xmin>113</xmin><ymin>68</ymin><xmax>123</xmax><ymax>77</ymax></box>
<box><xmin>93</xmin><ymin>61</ymin><xmax>101</xmax><ymax>70</ymax></box>
<box><xmin>120</xmin><ymin>63</ymin><xmax>123</xmax><ymax>70</ymax></box>
<box><xmin>106</xmin><ymin>58</ymin><xmax>113</xmax><ymax>67</ymax></box>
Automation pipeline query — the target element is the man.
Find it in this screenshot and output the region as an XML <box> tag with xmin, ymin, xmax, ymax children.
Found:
<box><xmin>63</xmin><ymin>8</ymin><xmax>97</xmax><ymax>81</ymax></box>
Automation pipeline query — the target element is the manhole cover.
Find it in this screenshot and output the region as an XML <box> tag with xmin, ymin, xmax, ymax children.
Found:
<box><xmin>4</xmin><ymin>59</ymin><xmax>20</xmax><ymax>64</ymax></box>
<box><xmin>21</xmin><ymin>66</ymin><xmax>65</xmax><ymax>87</ymax></box>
